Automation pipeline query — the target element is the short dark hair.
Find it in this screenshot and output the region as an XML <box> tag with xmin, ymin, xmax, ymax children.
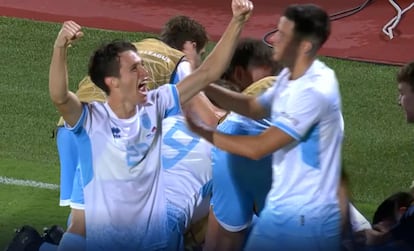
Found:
<box><xmin>159</xmin><ymin>15</ymin><xmax>208</xmax><ymax>53</ymax></box>
<box><xmin>222</xmin><ymin>38</ymin><xmax>281</xmax><ymax>80</ymax></box>
<box><xmin>88</xmin><ymin>40</ymin><xmax>137</xmax><ymax>95</ymax></box>
<box><xmin>372</xmin><ymin>191</ymin><xmax>414</xmax><ymax>225</ymax></box>
<box><xmin>283</xmin><ymin>4</ymin><xmax>331</xmax><ymax>55</ymax></box>
<box><xmin>397</xmin><ymin>61</ymin><xmax>414</xmax><ymax>91</ymax></box>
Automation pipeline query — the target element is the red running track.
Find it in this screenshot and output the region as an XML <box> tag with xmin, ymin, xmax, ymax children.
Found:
<box><xmin>0</xmin><ymin>0</ymin><xmax>413</xmax><ymax>65</ymax></box>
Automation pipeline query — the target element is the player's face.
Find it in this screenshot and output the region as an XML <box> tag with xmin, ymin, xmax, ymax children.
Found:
<box><xmin>249</xmin><ymin>65</ymin><xmax>274</xmax><ymax>83</ymax></box>
<box><xmin>267</xmin><ymin>16</ymin><xmax>300</xmax><ymax>67</ymax></box>
<box><xmin>118</xmin><ymin>50</ymin><xmax>149</xmax><ymax>104</ymax></box>
<box><xmin>197</xmin><ymin>46</ymin><xmax>206</xmax><ymax>68</ymax></box>
<box><xmin>182</xmin><ymin>41</ymin><xmax>205</xmax><ymax>69</ymax></box>
<box><xmin>235</xmin><ymin>64</ymin><xmax>273</xmax><ymax>90</ymax></box>
<box><xmin>398</xmin><ymin>81</ymin><xmax>414</xmax><ymax>123</ymax></box>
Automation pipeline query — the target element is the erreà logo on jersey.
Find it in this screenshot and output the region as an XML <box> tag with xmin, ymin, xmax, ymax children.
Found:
<box><xmin>111</xmin><ymin>127</ymin><xmax>121</xmax><ymax>138</ymax></box>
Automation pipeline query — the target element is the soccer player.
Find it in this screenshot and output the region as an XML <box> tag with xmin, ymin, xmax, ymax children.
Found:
<box><xmin>363</xmin><ymin>192</ymin><xmax>414</xmax><ymax>250</ymax></box>
<box><xmin>186</xmin><ymin>4</ymin><xmax>344</xmax><ymax>251</ymax></box>
<box><xmin>396</xmin><ymin>61</ymin><xmax>414</xmax><ymax>194</ymax></box>
<box><xmin>56</xmin><ymin>15</ymin><xmax>216</xmax><ymax>209</ymax></box>
<box><xmin>397</xmin><ymin>61</ymin><xmax>414</xmax><ymax>124</ymax></box>
<box><xmin>5</xmin><ymin>15</ymin><xmax>217</xmax><ymax>250</ymax></box>
<box><xmin>203</xmin><ymin>38</ymin><xmax>281</xmax><ymax>251</ymax></box>
<box><xmin>48</xmin><ymin>0</ymin><xmax>253</xmax><ymax>250</ymax></box>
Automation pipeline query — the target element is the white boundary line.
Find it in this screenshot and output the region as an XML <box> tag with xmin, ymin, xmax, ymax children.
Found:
<box><xmin>0</xmin><ymin>176</ymin><xmax>59</xmax><ymax>190</ymax></box>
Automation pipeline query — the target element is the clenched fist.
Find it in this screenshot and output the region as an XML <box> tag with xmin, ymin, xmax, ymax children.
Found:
<box><xmin>232</xmin><ymin>0</ymin><xmax>254</xmax><ymax>23</ymax></box>
<box><xmin>54</xmin><ymin>21</ymin><xmax>84</xmax><ymax>48</ymax></box>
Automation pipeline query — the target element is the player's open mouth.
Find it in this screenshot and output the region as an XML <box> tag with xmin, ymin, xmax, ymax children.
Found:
<box><xmin>137</xmin><ymin>79</ymin><xmax>148</xmax><ymax>91</ymax></box>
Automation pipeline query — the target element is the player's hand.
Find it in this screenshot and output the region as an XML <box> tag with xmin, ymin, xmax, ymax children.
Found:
<box><xmin>54</xmin><ymin>21</ymin><xmax>84</xmax><ymax>48</ymax></box>
<box><xmin>232</xmin><ymin>0</ymin><xmax>254</xmax><ymax>22</ymax></box>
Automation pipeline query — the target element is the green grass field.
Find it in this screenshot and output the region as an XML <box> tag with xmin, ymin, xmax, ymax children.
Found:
<box><xmin>0</xmin><ymin>16</ymin><xmax>413</xmax><ymax>248</ymax></box>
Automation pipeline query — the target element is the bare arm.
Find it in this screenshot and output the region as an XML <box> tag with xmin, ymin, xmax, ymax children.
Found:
<box><xmin>49</xmin><ymin>21</ymin><xmax>84</xmax><ymax>127</ymax></box>
<box><xmin>182</xmin><ymin>92</ymin><xmax>223</xmax><ymax>126</ymax></box>
<box><xmin>365</xmin><ymin>228</ymin><xmax>392</xmax><ymax>246</ymax></box>
<box><xmin>66</xmin><ymin>208</ymin><xmax>86</xmax><ymax>236</ymax></box>
<box><xmin>204</xmin><ymin>83</ymin><xmax>268</xmax><ymax>120</ymax></box>
<box><xmin>177</xmin><ymin>61</ymin><xmax>224</xmax><ymax>126</ymax></box>
<box><xmin>186</xmin><ymin>115</ymin><xmax>294</xmax><ymax>160</ymax></box>
<box><xmin>57</xmin><ymin>208</ymin><xmax>86</xmax><ymax>251</ymax></box>
<box><xmin>176</xmin><ymin>0</ymin><xmax>253</xmax><ymax>104</ymax></box>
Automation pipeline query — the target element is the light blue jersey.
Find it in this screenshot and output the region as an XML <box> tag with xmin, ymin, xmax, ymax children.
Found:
<box><xmin>211</xmin><ymin>76</ymin><xmax>276</xmax><ymax>232</ymax></box>
<box><xmin>212</xmin><ymin>113</ymin><xmax>272</xmax><ymax>232</ymax></box>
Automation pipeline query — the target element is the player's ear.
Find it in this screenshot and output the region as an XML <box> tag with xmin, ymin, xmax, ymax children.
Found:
<box><xmin>301</xmin><ymin>40</ymin><xmax>313</xmax><ymax>55</ymax></box>
<box><xmin>104</xmin><ymin>77</ymin><xmax>117</xmax><ymax>89</ymax></box>
<box><xmin>232</xmin><ymin>66</ymin><xmax>251</xmax><ymax>90</ymax></box>
<box><xmin>233</xmin><ymin>66</ymin><xmax>245</xmax><ymax>84</ymax></box>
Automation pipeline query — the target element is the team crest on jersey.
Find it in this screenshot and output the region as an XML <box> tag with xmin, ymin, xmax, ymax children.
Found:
<box><xmin>141</xmin><ymin>113</ymin><xmax>151</xmax><ymax>129</ymax></box>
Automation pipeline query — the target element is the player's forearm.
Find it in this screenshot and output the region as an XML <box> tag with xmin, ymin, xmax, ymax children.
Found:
<box><xmin>49</xmin><ymin>47</ymin><xmax>82</xmax><ymax>127</ymax></box>
<box><xmin>213</xmin><ymin>132</ymin><xmax>264</xmax><ymax>160</ymax></box>
<box><xmin>59</xmin><ymin>208</ymin><xmax>86</xmax><ymax>251</ymax></box>
<box><xmin>199</xmin><ymin>17</ymin><xmax>246</xmax><ymax>81</ymax></box>
<box><xmin>365</xmin><ymin>229</ymin><xmax>392</xmax><ymax>246</ymax></box>
<box><xmin>49</xmin><ymin>47</ymin><xmax>70</xmax><ymax>105</ymax></box>
<box><xmin>178</xmin><ymin>17</ymin><xmax>247</xmax><ymax>104</ymax></box>
<box><xmin>204</xmin><ymin>84</ymin><xmax>259</xmax><ymax>119</ymax></box>
<box><xmin>183</xmin><ymin>93</ymin><xmax>221</xmax><ymax>127</ymax></box>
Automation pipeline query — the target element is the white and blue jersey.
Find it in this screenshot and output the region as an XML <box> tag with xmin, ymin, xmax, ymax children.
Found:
<box><xmin>161</xmin><ymin>60</ymin><xmax>213</xmax><ymax>234</ymax></box>
<box><xmin>57</xmin><ymin>56</ymin><xmax>190</xmax><ymax>206</ymax></box>
<box><xmin>68</xmin><ymin>84</ymin><xmax>181</xmax><ymax>251</ymax></box>
<box><xmin>162</xmin><ymin>115</ymin><xmax>213</xmax><ymax>230</ymax></box>
<box><xmin>58</xmin><ymin>57</ymin><xmax>212</xmax><ymax>249</ymax></box>
<box><xmin>244</xmin><ymin>59</ymin><xmax>344</xmax><ymax>251</ymax></box>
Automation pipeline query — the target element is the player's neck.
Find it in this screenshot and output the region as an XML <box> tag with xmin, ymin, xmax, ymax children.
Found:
<box><xmin>107</xmin><ymin>98</ymin><xmax>137</xmax><ymax>119</ymax></box>
<box><xmin>289</xmin><ymin>56</ymin><xmax>314</xmax><ymax>80</ymax></box>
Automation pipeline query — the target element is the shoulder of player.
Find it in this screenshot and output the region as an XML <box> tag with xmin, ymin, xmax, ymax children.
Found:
<box><xmin>242</xmin><ymin>76</ymin><xmax>277</xmax><ymax>96</ymax></box>
<box><xmin>147</xmin><ymin>84</ymin><xmax>178</xmax><ymax>103</ymax></box>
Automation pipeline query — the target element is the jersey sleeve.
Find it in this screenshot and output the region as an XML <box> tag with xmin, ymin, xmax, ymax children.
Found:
<box><xmin>152</xmin><ymin>84</ymin><xmax>181</xmax><ymax>118</ymax></box>
<box><xmin>70</xmin><ymin>165</ymin><xmax>85</xmax><ymax>209</ymax></box>
<box><xmin>64</xmin><ymin>103</ymin><xmax>89</xmax><ymax>135</ymax></box>
<box><xmin>171</xmin><ymin>60</ymin><xmax>191</xmax><ymax>85</ymax></box>
<box><xmin>62</xmin><ymin>104</ymin><xmax>90</xmax><ymax>209</ymax></box>
<box><xmin>272</xmin><ymin>88</ymin><xmax>326</xmax><ymax>141</ymax></box>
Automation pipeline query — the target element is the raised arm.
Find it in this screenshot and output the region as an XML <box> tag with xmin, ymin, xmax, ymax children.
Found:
<box><xmin>204</xmin><ymin>83</ymin><xmax>268</xmax><ymax>120</ymax></box>
<box><xmin>176</xmin><ymin>0</ymin><xmax>253</xmax><ymax>104</ymax></box>
<box><xmin>183</xmin><ymin>92</ymin><xmax>224</xmax><ymax>126</ymax></box>
<box><xmin>49</xmin><ymin>21</ymin><xmax>84</xmax><ymax>127</ymax></box>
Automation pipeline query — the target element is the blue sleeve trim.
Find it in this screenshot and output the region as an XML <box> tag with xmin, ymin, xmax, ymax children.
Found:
<box><xmin>165</xmin><ymin>85</ymin><xmax>181</xmax><ymax>118</ymax></box>
<box><xmin>273</xmin><ymin>121</ymin><xmax>301</xmax><ymax>140</ymax></box>
<box><xmin>66</xmin><ymin>104</ymin><xmax>88</xmax><ymax>134</ymax></box>
<box><xmin>171</xmin><ymin>71</ymin><xmax>180</xmax><ymax>85</ymax></box>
